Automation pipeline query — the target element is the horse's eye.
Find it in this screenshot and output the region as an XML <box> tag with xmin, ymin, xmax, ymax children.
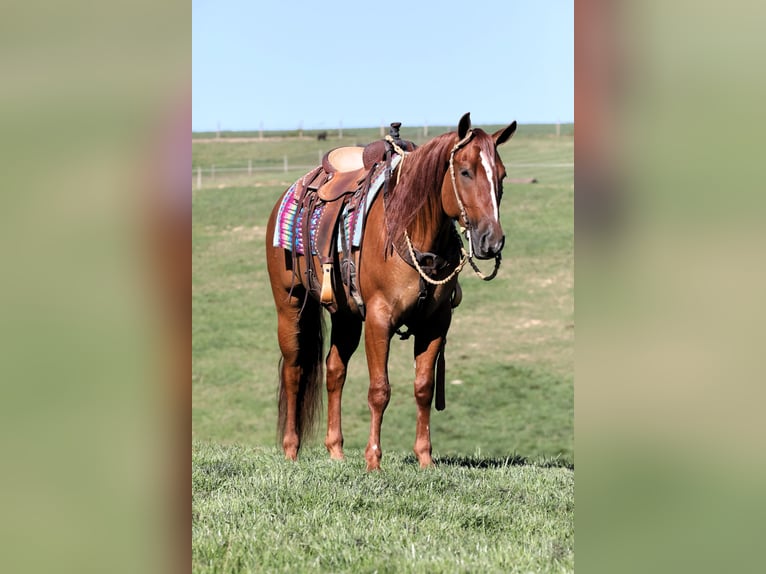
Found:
<box><xmin>460</xmin><ymin>169</ymin><xmax>471</xmax><ymax>178</ymax></box>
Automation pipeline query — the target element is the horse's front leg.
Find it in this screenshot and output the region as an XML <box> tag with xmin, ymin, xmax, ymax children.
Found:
<box><xmin>413</xmin><ymin>310</ymin><xmax>451</xmax><ymax>467</ymax></box>
<box><xmin>362</xmin><ymin>309</ymin><xmax>393</xmax><ymax>471</ymax></box>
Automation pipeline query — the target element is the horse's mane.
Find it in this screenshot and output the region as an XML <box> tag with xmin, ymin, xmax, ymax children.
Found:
<box><xmin>385</xmin><ymin>128</ymin><xmax>498</xmax><ymax>248</ymax></box>
<box><xmin>385</xmin><ymin>131</ymin><xmax>457</xmax><ymax>247</ymax></box>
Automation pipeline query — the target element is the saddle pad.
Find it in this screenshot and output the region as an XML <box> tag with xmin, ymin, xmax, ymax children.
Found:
<box><xmin>272</xmin><ymin>181</ymin><xmax>324</xmax><ymax>255</ymax></box>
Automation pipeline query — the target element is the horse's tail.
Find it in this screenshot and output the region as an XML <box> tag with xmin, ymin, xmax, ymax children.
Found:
<box><xmin>277</xmin><ymin>301</ymin><xmax>325</xmax><ymax>450</ymax></box>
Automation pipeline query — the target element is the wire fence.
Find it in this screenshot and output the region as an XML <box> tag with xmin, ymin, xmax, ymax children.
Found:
<box><xmin>191</xmin><ymin>159</ymin><xmax>321</xmax><ymax>189</ymax></box>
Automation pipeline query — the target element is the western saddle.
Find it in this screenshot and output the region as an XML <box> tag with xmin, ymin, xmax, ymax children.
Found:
<box><xmin>289</xmin><ymin>123</ymin><xmax>416</xmax><ymax>315</ymax></box>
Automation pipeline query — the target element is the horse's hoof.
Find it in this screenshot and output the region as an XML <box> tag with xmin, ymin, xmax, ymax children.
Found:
<box><xmin>283</xmin><ymin>447</ymin><xmax>298</xmax><ymax>461</ymax></box>
<box><xmin>325</xmin><ymin>440</ymin><xmax>345</xmax><ymax>460</ymax></box>
<box><xmin>416</xmin><ymin>454</ymin><xmax>434</xmax><ymax>468</ymax></box>
<box><xmin>365</xmin><ymin>444</ymin><xmax>382</xmax><ymax>471</ymax></box>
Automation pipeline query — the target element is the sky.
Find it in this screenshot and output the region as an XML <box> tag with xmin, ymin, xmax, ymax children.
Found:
<box><xmin>192</xmin><ymin>1</ymin><xmax>573</xmax><ymax>131</ymax></box>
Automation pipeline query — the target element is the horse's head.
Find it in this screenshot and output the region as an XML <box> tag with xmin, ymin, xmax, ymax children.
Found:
<box><xmin>442</xmin><ymin>113</ymin><xmax>517</xmax><ymax>259</ymax></box>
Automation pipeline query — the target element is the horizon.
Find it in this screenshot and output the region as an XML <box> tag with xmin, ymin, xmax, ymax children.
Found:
<box><xmin>191</xmin><ymin>120</ymin><xmax>574</xmax><ymax>135</ymax></box>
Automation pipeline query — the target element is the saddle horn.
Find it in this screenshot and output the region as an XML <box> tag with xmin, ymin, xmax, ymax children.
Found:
<box><xmin>389</xmin><ymin>122</ymin><xmax>402</xmax><ymax>139</ymax></box>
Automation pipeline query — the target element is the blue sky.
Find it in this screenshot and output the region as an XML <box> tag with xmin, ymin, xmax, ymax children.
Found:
<box><xmin>192</xmin><ymin>1</ymin><xmax>572</xmax><ymax>131</ymax></box>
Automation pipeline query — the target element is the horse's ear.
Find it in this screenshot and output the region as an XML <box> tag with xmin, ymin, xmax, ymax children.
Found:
<box><xmin>458</xmin><ymin>113</ymin><xmax>471</xmax><ymax>139</ymax></box>
<box><xmin>493</xmin><ymin>121</ymin><xmax>517</xmax><ymax>146</ymax></box>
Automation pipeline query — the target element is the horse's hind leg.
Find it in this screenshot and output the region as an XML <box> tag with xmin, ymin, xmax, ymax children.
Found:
<box><xmin>275</xmin><ymin>294</ymin><xmax>324</xmax><ymax>460</ymax></box>
<box><xmin>324</xmin><ymin>312</ymin><xmax>362</xmax><ymax>460</ymax></box>
<box><xmin>276</xmin><ymin>303</ymin><xmax>304</xmax><ymax>460</ymax></box>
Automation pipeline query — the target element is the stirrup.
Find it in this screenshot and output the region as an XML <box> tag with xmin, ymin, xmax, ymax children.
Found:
<box><xmin>320</xmin><ymin>263</ymin><xmax>334</xmax><ymax>304</ymax></box>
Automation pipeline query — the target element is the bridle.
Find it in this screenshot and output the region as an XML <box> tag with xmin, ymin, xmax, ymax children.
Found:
<box><xmin>447</xmin><ymin>130</ymin><xmax>503</xmax><ymax>279</ymax></box>
<box><xmin>402</xmin><ymin>130</ymin><xmax>502</xmax><ymax>286</ymax></box>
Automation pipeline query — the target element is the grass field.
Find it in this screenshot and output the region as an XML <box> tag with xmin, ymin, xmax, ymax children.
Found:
<box><xmin>192</xmin><ymin>123</ymin><xmax>573</xmax><ymax>571</ymax></box>
<box><xmin>193</xmin><ymin>443</ymin><xmax>573</xmax><ymax>573</ymax></box>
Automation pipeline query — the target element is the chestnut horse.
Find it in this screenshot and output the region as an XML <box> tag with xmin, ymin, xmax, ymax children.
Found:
<box><xmin>265</xmin><ymin>113</ymin><xmax>517</xmax><ymax>470</ymax></box>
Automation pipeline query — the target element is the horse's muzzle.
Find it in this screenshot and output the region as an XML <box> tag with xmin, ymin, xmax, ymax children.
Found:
<box><xmin>473</xmin><ymin>228</ymin><xmax>505</xmax><ymax>260</ymax></box>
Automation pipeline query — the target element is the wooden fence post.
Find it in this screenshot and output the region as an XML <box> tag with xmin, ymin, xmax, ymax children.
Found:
<box><xmin>283</xmin><ymin>156</ymin><xmax>288</xmax><ymax>172</ymax></box>
<box><xmin>248</xmin><ymin>159</ymin><xmax>252</xmax><ymax>176</ymax></box>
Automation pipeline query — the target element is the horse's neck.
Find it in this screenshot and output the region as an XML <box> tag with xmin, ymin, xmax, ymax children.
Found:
<box><xmin>384</xmin><ymin>136</ymin><xmax>456</xmax><ymax>255</ymax></box>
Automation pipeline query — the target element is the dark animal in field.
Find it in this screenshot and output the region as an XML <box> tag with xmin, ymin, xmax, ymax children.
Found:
<box><xmin>316</xmin><ymin>131</ymin><xmax>327</xmax><ymax>141</ymax></box>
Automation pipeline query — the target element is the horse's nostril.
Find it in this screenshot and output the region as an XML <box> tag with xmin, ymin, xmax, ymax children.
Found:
<box><xmin>473</xmin><ymin>229</ymin><xmax>500</xmax><ymax>259</ymax></box>
<box><xmin>478</xmin><ymin>230</ymin><xmax>505</xmax><ymax>257</ymax></box>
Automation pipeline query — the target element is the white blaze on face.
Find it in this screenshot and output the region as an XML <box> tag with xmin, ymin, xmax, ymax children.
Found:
<box><xmin>479</xmin><ymin>150</ymin><xmax>499</xmax><ymax>222</ymax></box>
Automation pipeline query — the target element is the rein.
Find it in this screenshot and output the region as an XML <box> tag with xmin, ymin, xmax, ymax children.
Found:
<box><xmin>403</xmin><ymin>225</ymin><xmax>501</xmax><ymax>284</ymax></box>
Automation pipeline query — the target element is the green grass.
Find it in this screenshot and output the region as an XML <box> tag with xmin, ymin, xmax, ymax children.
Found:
<box><xmin>192</xmin><ymin>125</ymin><xmax>573</xmax><ymax>572</ymax></box>
<box><xmin>193</xmin><ymin>442</ymin><xmax>574</xmax><ymax>573</ymax></box>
